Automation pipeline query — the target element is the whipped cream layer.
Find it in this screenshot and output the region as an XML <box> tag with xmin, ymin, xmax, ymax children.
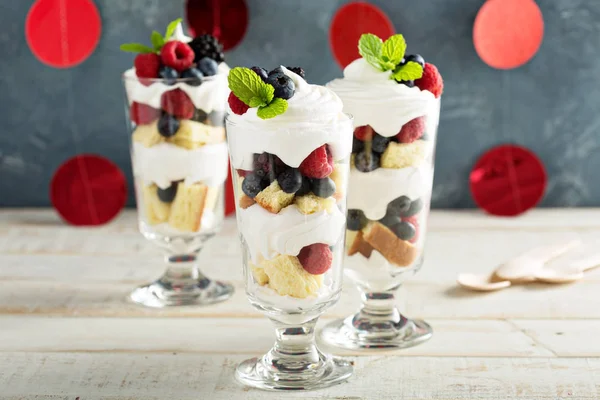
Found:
<box><xmin>250</xmin><ymin>274</ymin><xmax>335</xmax><ymax>311</ymax></box>
<box><xmin>347</xmin><ymin>165</ymin><xmax>434</xmax><ymax>220</ymax></box>
<box><xmin>345</xmin><ymin>251</ymin><xmax>419</xmax><ymax>292</ymax></box>
<box><xmin>227</xmin><ymin>67</ymin><xmax>352</xmax><ymax>170</ymax></box>
<box><xmin>133</xmin><ymin>142</ymin><xmax>228</xmax><ymax>189</ymax></box>
<box><xmin>327</xmin><ymin>58</ymin><xmax>436</xmax><ymax>137</ymax></box>
<box><xmin>239</xmin><ymin>204</ymin><xmax>346</xmax><ymax>264</ymax></box>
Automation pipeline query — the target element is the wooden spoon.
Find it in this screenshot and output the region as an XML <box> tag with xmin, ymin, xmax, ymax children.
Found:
<box><xmin>457</xmin><ymin>272</ymin><xmax>511</xmax><ymax>292</ymax></box>
<box><xmin>534</xmin><ymin>253</ymin><xmax>600</xmax><ymax>284</ymax></box>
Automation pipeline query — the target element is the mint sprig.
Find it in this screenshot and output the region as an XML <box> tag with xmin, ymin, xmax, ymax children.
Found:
<box><xmin>120</xmin><ymin>18</ymin><xmax>183</xmax><ymax>54</ymax></box>
<box><xmin>358</xmin><ymin>33</ymin><xmax>424</xmax><ymax>83</ymax></box>
<box><xmin>228</xmin><ymin>67</ymin><xmax>288</xmax><ymax>120</ymax></box>
<box><xmin>392</xmin><ymin>61</ymin><xmax>424</xmax><ymax>82</ymax></box>
<box><xmin>358</xmin><ymin>34</ymin><xmax>384</xmax><ymax>70</ymax></box>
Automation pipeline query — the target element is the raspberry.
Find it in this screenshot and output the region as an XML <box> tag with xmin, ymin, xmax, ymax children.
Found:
<box><xmin>298</xmin><ymin>243</ymin><xmax>333</xmax><ymax>275</ymax></box>
<box><xmin>160</xmin><ymin>41</ymin><xmax>194</xmax><ymax>72</ymax></box>
<box><xmin>396</xmin><ymin>116</ymin><xmax>426</xmax><ymax>143</ymax></box>
<box><xmin>130</xmin><ymin>102</ymin><xmax>160</xmax><ymax>125</ymax></box>
<box><xmin>299</xmin><ymin>145</ymin><xmax>333</xmax><ymax>179</ymax></box>
<box><xmin>134</xmin><ymin>53</ymin><xmax>161</xmax><ymax>86</ymax></box>
<box><xmin>402</xmin><ymin>215</ymin><xmax>420</xmax><ymax>244</ymax></box>
<box><xmin>160</xmin><ymin>89</ymin><xmax>195</xmax><ymax>119</ymax></box>
<box><xmin>237</xmin><ymin>169</ymin><xmax>252</xmax><ymax>178</ymax></box>
<box><xmin>354</xmin><ymin>125</ymin><xmax>374</xmax><ymax>141</ymax></box>
<box><xmin>415</xmin><ymin>63</ymin><xmax>443</xmax><ymax>98</ymax></box>
<box><xmin>228</xmin><ymin>92</ymin><xmax>249</xmax><ymax>115</ymax></box>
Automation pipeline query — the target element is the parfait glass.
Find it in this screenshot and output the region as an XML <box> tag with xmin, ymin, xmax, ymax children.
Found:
<box><xmin>122</xmin><ymin>71</ymin><xmax>233</xmax><ymax>308</ymax></box>
<box><xmin>320</xmin><ymin>96</ymin><xmax>441</xmax><ymax>350</ymax></box>
<box><xmin>226</xmin><ymin>115</ymin><xmax>354</xmax><ymax>390</ymax></box>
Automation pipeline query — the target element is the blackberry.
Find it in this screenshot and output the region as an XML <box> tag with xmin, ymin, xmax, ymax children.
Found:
<box><xmin>188</xmin><ymin>34</ymin><xmax>225</xmax><ymax>63</ymax></box>
<box><xmin>286</xmin><ymin>66</ymin><xmax>305</xmax><ymax>78</ymax></box>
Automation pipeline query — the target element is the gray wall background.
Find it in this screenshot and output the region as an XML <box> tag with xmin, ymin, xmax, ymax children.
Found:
<box><xmin>1</xmin><ymin>0</ymin><xmax>599</xmax><ymax>208</ymax></box>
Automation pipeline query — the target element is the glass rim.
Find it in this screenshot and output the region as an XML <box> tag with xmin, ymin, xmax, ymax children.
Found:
<box><xmin>121</xmin><ymin>72</ymin><xmax>222</xmax><ymax>84</ymax></box>
<box><xmin>225</xmin><ymin>112</ymin><xmax>354</xmax><ymax>126</ymax></box>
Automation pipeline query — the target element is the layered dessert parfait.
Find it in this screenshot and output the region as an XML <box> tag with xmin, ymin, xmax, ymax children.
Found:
<box><xmin>121</xmin><ymin>19</ymin><xmax>229</xmax><ymax>236</ymax></box>
<box><xmin>328</xmin><ymin>33</ymin><xmax>444</xmax><ymax>290</ymax></box>
<box><xmin>226</xmin><ymin>66</ymin><xmax>352</xmax><ymax>310</ymax></box>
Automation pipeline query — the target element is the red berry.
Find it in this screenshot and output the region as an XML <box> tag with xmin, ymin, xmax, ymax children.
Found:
<box><xmin>160</xmin><ymin>41</ymin><xmax>194</xmax><ymax>72</ymax></box>
<box><xmin>396</xmin><ymin>116</ymin><xmax>426</xmax><ymax>143</ymax></box>
<box><xmin>228</xmin><ymin>92</ymin><xmax>249</xmax><ymax>115</ymax></box>
<box><xmin>298</xmin><ymin>243</ymin><xmax>333</xmax><ymax>275</ymax></box>
<box><xmin>354</xmin><ymin>125</ymin><xmax>373</xmax><ymax>141</ymax></box>
<box><xmin>237</xmin><ymin>169</ymin><xmax>251</xmax><ymax>177</ymax></box>
<box><xmin>415</xmin><ymin>63</ymin><xmax>443</xmax><ymax>98</ymax></box>
<box><xmin>134</xmin><ymin>53</ymin><xmax>161</xmax><ymax>86</ymax></box>
<box><xmin>130</xmin><ymin>102</ymin><xmax>160</xmax><ymax>125</ymax></box>
<box><xmin>160</xmin><ymin>89</ymin><xmax>195</xmax><ymax>119</ymax></box>
<box><xmin>402</xmin><ymin>216</ymin><xmax>420</xmax><ymax>244</ymax></box>
<box><xmin>299</xmin><ymin>145</ymin><xmax>333</xmax><ymax>179</ymax></box>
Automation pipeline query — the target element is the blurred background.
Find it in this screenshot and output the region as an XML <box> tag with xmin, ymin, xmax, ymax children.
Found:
<box><xmin>1</xmin><ymin>0</ymin><xmax>599</xmax><ymax>209</ymax></box>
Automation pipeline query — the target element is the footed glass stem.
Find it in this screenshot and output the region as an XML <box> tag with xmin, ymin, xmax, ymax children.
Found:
<box><xmin>236</xmin><ymin>318</ymin><xmax>353</xmax><ymax>391</ymax></box>
<box><xmin>320</xmin><ymin>289</ymin><xmax>432</xmax><ymax>350</ymax></box>
<box><xmin>130</xmin><ymin>254</ymin><xmax>234</xmax><ymax>308</ymax></box>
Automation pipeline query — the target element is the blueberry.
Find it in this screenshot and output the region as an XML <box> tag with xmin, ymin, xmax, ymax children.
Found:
<box><xmin>241</xmin><ymin>173</ymin><xmax>263</xmax><ymax>198</ymax></box>
<box><xmin>268</xmin><ymin>67</ymin><xmax>284</xmax><ymax>76</ymax></box>
<box><xmin>402</xmin><ymin>198</ymin><xmax>423</xmax><ymax>217</ymax></box>
<box><xmin>192</xmin><ymin>108</ymin><xmax>208</xmax><ymax>123</ymax></box>
<box><xmin>159</xmin><ymin>66</ymin><xmax>178</xmax><ymax>85</ymax></box>
<box><xmin>277</xmin><ymin>168</ymin><xmax>302</xmax><ymax>193</ymax></box>
<box><xmin>157</xmin><ymin>113</ymin><xmax>179</xmax><ymax>137</ymax></box>
<box><xmin>157</xmin><ymin>182</ymin><xmax>178</xmax><ymax>203</ymax></box>
<box><xmin>206</xmin><ymin>111</ymin><xmax>225</xmax><ymax>126</ymax></box>
<box><xmin>398</xmin><ymin>80</ymin><xmax>415</xmax><ymax>87</ymax></box>
<box><xmin>347</xmin><ymin>209</ymin><xmax>368</xmax><ymax>231</ymax></box>
<box><xmin>250</xmin><ymin>66</ymin><xmax>269</xmax><ymax>82</ymax></box>
<box><xmin>371</xmin><ymin>133</ymin><xmax>390</xmax><ymax>154</ymax></box>
<box><xmin>310</xmin><ymin>177</ymin><xmax>336</xmax><ymax>198</ymax></box>
<box><xmin>266</xmin><ymin>71</ymin><xmax>295</xmax><ymax>100</ymax></box>
<box><xmin>296</xmin><ymin>176</ymin><xmax>311</xmax><ymax>196</ymax></box>
<box><xmin>180</xmin><ymin>68</ymin><xmax>204</xmax><ymax>86</ymax></box>
<box><xmin>387</xmin><ymin>196</ymin><xmax>411</xmax><ymax>217</ymax></box>
<box><xmin>198</xmin><ymin>57</ymin><xmax>218</xmax><ymax>76</ymax></box>
<box><xmin>404</xmin><ymin>54</ymin><xmax>425</xmax><ymax>68</ymax></box>
<box><xmin>391</xmin><ymin>221</ymin><xmax>416</xmax><ymax>241</ymax></box>
<box><xmin>352</xmin><ymin>136</ymin><xmax>365</xmax><ymax>153</ymax></box>
<box><xmin>354</xmin><ymin>151</ymin><xmax>379</xmax><ymax>172</ymax></box>
<box><xmin>286</xmin><ymin>66</ymin><xmax>305</xmax><ymax>78</ymax></box>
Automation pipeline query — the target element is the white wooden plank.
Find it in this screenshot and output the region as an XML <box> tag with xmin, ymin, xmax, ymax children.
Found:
<box><xmin>0</xmin><ymin>352</ymin><xmax>598</xmax><ymax>399</ymax></box>
<box><xmin>512</xmin><ymin>320</ymin><xmax>600</xmax><ymax>357</ymax></box>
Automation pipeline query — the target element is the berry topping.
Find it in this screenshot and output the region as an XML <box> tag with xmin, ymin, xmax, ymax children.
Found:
<box><xmin>398</xmin><ymin>80</ymin><xmax>415</xmax><ymax>88</ymax></box>
<box><xmin>379</xmin><ymin>213</ymin><xmax>401</xmax><ymax>229</ymax></box>
<box><xmin>237</xmin><ymin>169</ymin><xmax>252</xmax><ymax>178</ymax></box>
<box><xmin>157</xmin><ymin>113</ymin><xmax>180</xmax><ymax>137</ymax></box>
<box><xmin>277</xmin><ymin>168</ymin><xmax>303</xmax><ymax>194</ymax></box>
<box><xmin>160</xmin><ymin>89</ymin><xmax>195</xmax><ymax>119</ymax></box>
<box><xmin>228</xmin><ymin>92</ymin><xmax>249</xmax><ymax>115</ymax></box>
<box><xmin>402</xmin><ymin>198</ymin><xmax>423</xmax><ymax>217</ymax></box>
<box><xmin>241</xmin><ymin>173</ymin><xmax>263</xmax><ymax>198</ymax></box>
<box><xmin>352</xmin><ymin>136</ymin><xmax>365</xmax><ymax>153</ymax></box>
<box><xmin>160</xmin><ymin>41</ymin><xmax>194</xmax><ymax>72</ymax></box>
<box><xmin>287</xmin><ymin>67</ymin><xmax>305</xmax><ymax>78</ymax></box>
<box><xmin>396</xmin><ymin>116</ymin><xmax>426</xmax><ymax>143</ymax></box>
<box><xmin>296</xmin><ymin>176</ymin><xmax>311</xmax><ymax>196</ymax></box>
<box><xmin>299</xmin><ymin>145</ymin><xmax>334</xmax><ymax>179</ymax></box>
<box><xmin>298</xmin><ymin>243</ymin><xmax>333</xmax><ymax>275</ymax></box>
<box><xmin>157</xmin><ymin>182</ymin><xmax>178</xmax><ymax>203</ymax></box>
<box><xmin>391</xmin><ymin>221</ymin><xmax>416</xmax><ymax>241</ymax></box>
<box><xmin>180</xmin><ymin>67</ymin><xmax>204</xmax><ymax>86</ymax></box>
<box><xmin>347</xmin><ymin>209</ymin><xmax>368</xmax><ymax>231</ymax></box>
<box><xmin>415</xmin><ymin>63</ymin><xmax>443</xmax><ymax>98</ymax></box>
<box><xmin>198</xmin><ymin>57</ymin><xmax>218</xmax><ymax>77</ymax></box>
<box><xmin>387</xmin><ymin>196</ymin><xmax>411</xmax><ymax>217</ymax></box>
<box><xmin>192</xmin><ymin>108</ymin><xmax>208</xmax><ymax>123</ymax></box>
<box><xmin>372</xmin><ymin>133</ymin><xmax>390</xmax><ymax>154</ymax></box>
<box><xmin>354</xmin><ymin>125</ymin><xmax>374</xmax><ymax>141</ymax></box>
<box><xmin>188</xmin><ymin>34</ymin><xmax>225</xmax><ymax>63</ymax></box>
<box><xmin>266</xmin><ymin>70</ymin><xmax>295</xmax><ymax>100</ymax></box>
<box><xmin>402</xmin><ymin>215</ymin><xmax>419</xmax><ymax>243</ymax></box>
<box><xmin>310</xmin><ymin>177</ymin><xmax>336</xmax><ymax>198</ymax></box>
<box><xmin>403</xmin><ymin>54</ymin><xmax>425</xmax><ymax>68</ymax></box>
<box><xmin>250</xmin><ymin>66</ymin><xmax>269</xmax><ymax>82</ymax></box>
<box><xmin>228</xmin><ymin>67</ymin><xmax>290</xmax><ymax>120</ymax></box>
<box><xmin>354</xmin><ymin>151</ymin><xmax>379</xmax><ymax>172</ymax></box>
<box><xmin>130</xmin><ymin>102</ymin><xmax>160</xmax><ymax>125</ymax></box>
<box><xmin>159</xmin><ymin>66</ymin><xmax>178</xmax><ymax>85</ymax></box>
<box><xmin>134</xmin><ymin>53</ymin><xmax>161</xmax><ymax>81</ymax></box>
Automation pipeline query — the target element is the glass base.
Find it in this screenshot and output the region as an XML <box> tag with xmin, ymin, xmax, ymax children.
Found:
<box><xmin>235</xmin><ymin>353</ymin><xmax>353</xmax><ymax>391</ymax></box>
<box><xmin>320</xmin><ymin>314</ymin><xmax>432</xmax><ymax>351</ymax></box>
<box><xmin>129</xmin><ymin>277</ymin><xmax>234</xmax><ymax>308</ymax></box>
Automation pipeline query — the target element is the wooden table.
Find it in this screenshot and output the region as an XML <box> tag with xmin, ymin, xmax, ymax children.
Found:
<box><xmin>1</xmin><ymin>209</ymin><xmax>600</xmax><ymax>399</ymax></box>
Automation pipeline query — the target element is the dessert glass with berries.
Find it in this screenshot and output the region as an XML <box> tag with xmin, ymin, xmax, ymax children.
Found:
<box><xmin>323</xmin><ymin>33</ymin><xmax>443</xmax><ymax>350</ymax></box>
<box><xmin>121</xmin><ymin>19</ymin><xmax>233</xmax><ymax>307</ymax></box>
<box><xmin>226</xmin><ymin>66</ymin><xmax>353</xmax><ymax>390</ymax></box>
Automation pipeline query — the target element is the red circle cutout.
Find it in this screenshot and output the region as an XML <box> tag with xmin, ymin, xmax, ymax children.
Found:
<box><xmin>473</xmin><ymin>0</ymin><xmax>544</xmax><ymax>69</ymax></box>
<box><xmin>186</xmin><ymin>0</ymin><xmax>248</xmax><ymax>51</ymax></box>
<box><xmin>50</xmin><ymin>154</ymin><xmax>127</xmax><ymax>226</ymax></box>
<box><xmin>25</xmin><ymin>0</ymin><xmax>102</xmax><ymax>68</ymax></box>
<box><xmin>329</xmin><ymin>2</ymin><xmax>394</xmax><ymax>69</ymax></box>
<box><xmin>470</xmin><ymin>145</ymin><xmax>547</xmax><ymax>217</ymax></box>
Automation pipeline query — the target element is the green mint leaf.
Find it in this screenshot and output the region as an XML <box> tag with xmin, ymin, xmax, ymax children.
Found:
<box><xmin>228</xmin><ymin>67</ymin><xmax>273</xmax><ymax>107</ymax></box>
<box><xmin>120</xmin><ymin>43</ymin><xmax>155</xmax><ymax>54</ymax></box>
<box><xmin>164</xmin><ymin>18</ymin><xmax>183</xmax><ymax>40</ymax></box>
<box><xmin>151</xmin><ymin>31</ymin><xmax>165</xmax><ymax>51</ymax></box>
<box><xmin>257</xmin><ymin>98</ymin><xmax>288</xmax><ymax>120</ymax></box>
<box><xmin>391</xmin><ymin>61</ymin><xmax>424</xmax><ymax>82</ymax></box>
<box><xmin>382</xmin><ymin>34</ymin><xmax>407</xmax><ymax>66</ymax></box>
<box><xmin>358</xmin><ymin>33</ymin><xmax>384</xmax><ymax>71</ymax></box>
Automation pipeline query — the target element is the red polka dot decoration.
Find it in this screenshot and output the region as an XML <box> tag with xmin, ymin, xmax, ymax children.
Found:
<box><xmin>329</xmin><ymin>1</ymin><xmax>394</xmax><ymax>69</ymax></box>
<box><xmin>225</xmin><ymin>166</ymin><xmax>235</xmax><ymax>216</ymax></box>
<box><xmin>51</xmin><ymin>154</ymin><xmax>127</xmax><ymax>226</ymax></box>
<box><xmin>473</xmin><ymin>0</ymin><xmax>544</xmax><ymax>70</ymax></box>
<box><xmin>25</xmin><ymin>0</ymin><xmax>101</xmax><ymax>68</ymax></box>
<box><xmin>469</xmin><ymin>145</ymin><xmax>547</xmax><ymax>217</ymax></box>
<box><xmin>186</xmin><ymin>0</ymin><xmax>248</xmax><ymax>51</ymax></box>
